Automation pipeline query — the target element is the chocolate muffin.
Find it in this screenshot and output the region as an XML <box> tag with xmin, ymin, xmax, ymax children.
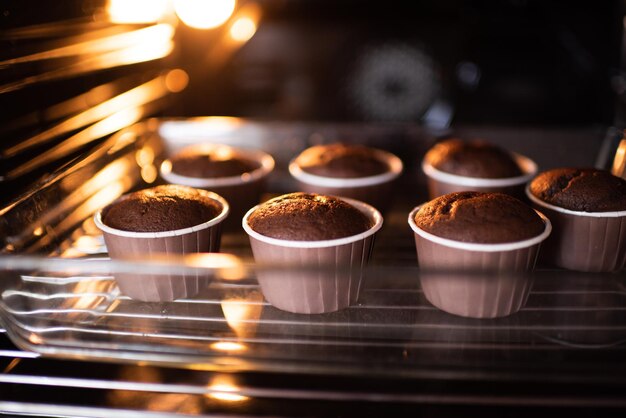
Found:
<box><xmin>102</xmin><ymin>185</ymin><xmax>222</xmax><ymax>233</ymax></box>
<box><xmin>294</xmin><ymin>143</ymin><xmax>390</xmax><ymax>178</ymax></box>
<box><xmin>414</xmin><ymin>191</ymin><xmax>544</xmax><ymax>244</ymax></box>
<box><xmin>247</xmin><ymin>192</ymin><xmax>373</xmax><ymax>241</ymax></box>
<box><xmin>169</xmin><ymin>148</ymin><xmax>261</xmax><ymax>178</ymax></box>
<box><xmin>425</xmin><ymin>138</ymin><xmax>523</xmax><ymax>178</ymax></box>
<box><xmin>528</xmin><ymin>167</ymin><xmax>626</xmax><ymax>212</ymax></box>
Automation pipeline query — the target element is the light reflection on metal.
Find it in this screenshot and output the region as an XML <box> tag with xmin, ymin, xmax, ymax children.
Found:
<box><xmin>31</xmin><ymin>180</ymin><xmax>130</xmax><ymax>253</ymax></box>
<box><xmin>5</xmin><ymin>108</ymin><xmax>143</xmax><ymax>179</ymax></box>
<box><xmin>72</xmin><ymin>236</ymin><xmax>104</xmax><ymax>254</ymax></box>
<box><xmin>0</xmin><ymin>83</ymin><xmax>116</xmax><ymax>137</ymax></box>
<box><xmin>62</xmin><ymin>280</ymin><xmax>115</xmax><ymax>312</ymax></box>
<box><xmin>108</xmin><ymin>0</ymin><xmax>172</xmax><ymax>24</ymax></box>
<box><xmin>209</xmin><ymin>341</ymin><xmax>247</xmax><ymax>352</ymax></box>
<box><xmin>3</xmin><ymin>74</ymin><xmax>159</xmax><ymax>157</ymax></box>
<box><xmin>2</xmin><ymin>358</ymin><xmax>21</xmax><ymax>374</ymax></box>
<box><xmin>25</xmin><ymin>161</ymin><xmax>135</xmax><ymax>253</ymax></box>
<box><xmin>220</xmin><ymin>291</ymin><xmax>263</xmax><ymax>338</ymax></box>
<box><xmin>0</xmin><ymin>24</ymin><xmax>175</xmax><ymax>95</ymax></box>
<box><xmin>0</xmin><ymin>24</ymin><xmax>174</xmax><ymax>66</ymax></box>
<box><xmin>185</xmin><ymin>253</ymin><xmax>244</xmax><ymax>272</ymax></box>
<box><xmin>174</xmin><ymin>0</ymin><xmax>236</xmax><ymax>29</ymax></box>
<box><xmin>611</xmin><ymin>139</ymin><xmax>626</xmax><ymax>179</ymax></box>
<box><xmin>206</xmin><ymin>376</ymin><xmax>249</xmax><ymax>402</ymax></box>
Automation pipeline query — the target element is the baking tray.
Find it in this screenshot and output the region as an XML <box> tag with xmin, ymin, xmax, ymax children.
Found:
<box><xmin>1</xmin><ymin>118</ymin><xmax>625</xmax><ymax>382</ymax></box>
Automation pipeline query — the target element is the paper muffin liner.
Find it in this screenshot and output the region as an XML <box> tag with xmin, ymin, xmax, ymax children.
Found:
<box><xmin>242</xmin><ymin>197</ymin><xmax>383</xmax><ymax>314</ymax></box>
<box><xmin>422</xmin><ymin>152</ymin><xmax>537</xmax><ymax>200</ymax></box>
<box><xmin>288</xmin><ymin>148</ymin><xmax>403</xmax><ymax>213</ymax></box>
<box><xmin>408</xmin><ymin>205</ymin><xmax>551</xmax><ymax>319</ymax></box>
<box><xmin>526</xmin><ymin>186</ymin><xmax>626</xmax><ymax>272</ymax></box>
<box><xmin>94</xmin><ymin>190</ymin><xmax>229</xmax><ymax>302</ymax></box>
<box><xmin>160</xmin><ymin>144</ymin><xmax>274</xmax><ymax>231</ymax></box>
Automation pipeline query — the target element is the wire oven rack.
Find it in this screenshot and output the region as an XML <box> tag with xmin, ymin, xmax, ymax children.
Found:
<box><xmin>1</xmin><ymin>118</ymin><xmax>625</xmax><ymax>384</ymax></box>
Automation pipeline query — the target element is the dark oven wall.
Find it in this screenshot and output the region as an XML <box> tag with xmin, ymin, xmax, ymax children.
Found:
<box><xmin>175</xmin><ymin>0</ymin><xmax>622</xmax><ymax>127</ymax></box>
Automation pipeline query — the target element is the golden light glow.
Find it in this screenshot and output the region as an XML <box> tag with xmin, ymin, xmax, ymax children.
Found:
<box><xmin>4</xmin><ymin>62</ymin><xmax>174</xmax><ymax>160</ymax></box>
<box><xmin>141</xmin><ymin>165</ymin><xmax>158</xmax><ymax>183</ymax></box>
<box><xmin>73</xmin><ymin>236</ymin><xmax>104</xmax><ymax>253</ymax></box>
<box><xmin>29</xmin><ymin>333</ymin><xmax>44</xmax><ymax>345</ymax></box>
<box><xmin>206</xmin><ymin>376</ymin><xmax>249</xmax><ymax>402</ymax></box>
<box><xmin>214</xmin><ymin>145</ymin><xmax>235</xmax><ymax>161</ymax></box>
<box><xmin>612</xmin><ymin>139</ymin><xmax>626</xmax><ymax>178</ymax></box>
<box><xmin>165</xmin><ymin>69</ymin><xmax>189</xmax><ymax>93</ymax></box>
<box><xmin>136</xmin><ymin>146</ymin><xmax>155</xmax><ymax>167</ymax></box>
<box><xmin>61</xmin><ymin>280</ymin><xmax>116</xmax><ymax>313</ymax></box>
<box><xmin>108</xmin><ymin>0</ymin><xmax>171</xmax><ymax>24</ymax></box>
<box><xmin>229</xmin><ymin>16</ymin><xmax>256</xmax><ymax>42</ymax></box>
<box><xmin>210</xmin><ymin>341</ymin><xmax>248</xmax><ymax>352</ymax></box>
<box><xmin>220</xmin><ymin>292</ymin><xmax>263</xmax><ymax>338</ymax></box>
<box><xmin>186</xmin><ymin>253</ymin><xmax>243</xmax><ymax>271</ymax></box>
<box><xmin>174</xmin><ymin>0</ymin><xmax>236</xmax><ymax>29</ymax></box>
<box><xmin>33</xmin><ymin>227</ymin><xmax>44</xmax><ymax>237</ymax></box>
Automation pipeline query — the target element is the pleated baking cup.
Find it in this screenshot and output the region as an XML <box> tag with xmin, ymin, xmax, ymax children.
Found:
<box><xmin>422</xmin><ymin>152</ymin><xmax>537</xmax><ymax>200</ymax></box>
<box><xmin>94</xmin><ymin>191</ymin><xmax>229</xmax><ymax>302</ymax></box>
<box><xmin>288</xmin><ymin>149</ymin><xmax>403</xmax><ymax>213</ymax></box>
<box><xmin>408</xmin><ymin>205</ymin><xmax>551</xmax><ymax>319</ymax></box>
<box><xmin>242</xmin><ymin>197</ymin><xmax>383</xmax><ymax>314</ymax></box>
<box><xmin>160</xmin><ymin>145</ymin><xmax>275</xmax><ymax>231</ymax></box>
<box><xmin>526</xmin><ymin>186</ymin><xmax>626</xmax><ymax>272</ymax></box>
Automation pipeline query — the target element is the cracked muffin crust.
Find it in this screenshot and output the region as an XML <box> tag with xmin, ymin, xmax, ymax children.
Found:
<box><xmin>414</xmin><ymin>191</ymin><xmax>545</xmax><ymax>243</ymax></box>
<box><xmin>529</xmin><ymin>168</ymin><xmax>626</xmax><ymax>212</ymax></box>
<box><xmin>247</xmin><ymin>192</ymin><xmax>373</xmax><ymax>241</ymax></box>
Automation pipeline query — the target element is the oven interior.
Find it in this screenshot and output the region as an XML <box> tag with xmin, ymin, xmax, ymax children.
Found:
<box><xmin>1</xmin><ymin>1</ymin><xmax>626</xmax><ymax>416</ymax></box>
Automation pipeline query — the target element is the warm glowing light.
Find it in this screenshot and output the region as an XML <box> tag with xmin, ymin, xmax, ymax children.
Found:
<box><xmin>174</xmin><ymin>0</ymin><xmax>236</xmax><ymax>29</ymax></box>
<box><xmin>210</xmin><ymin>341</ymin><xmax>247</xmax><ymax>352</ymax></box>
<box><xmin>214</xmin><ymin>145</ymin><xmax>235</xmax><ymax>161</ymax></box>
<box><xmin>136</xmin><ymin>147</ymin><xmax>155</xmax><ymax>167</ymax></box>
<box><xmin>229</xmin><ymin>16</ymin><xmax>256</xmax><ymax>42</ymax></box>
<box><xmin>141</xmin><ymin>165</ymin><xmax>158</xmax><ymax>183</ymax></box>
<box><xmin>221</xmin><ymin>292</ymin><xmax>263</xmax><ymax>338</ymax></box>
<box><xmin>209</xmin><ymin>391</ymin><xmax>248</xmax><ymax>402</ymax></box>
<box><xmin>165</xmin><ymin>69</ymin><xmax>189</xmax><ymax>93</ymax></box>
<box><xmin>33</xmin><ymin>227</ymin><xmax>44</xmax><ymax>237</ymax></box>
<box><xmin>29</xmin><ymin>333</ymin><xmax>44</xmax><ymax>344</ymax></box>
<box><xmin>108</xmin><ymin>0</ymin><xmax>171</xmax><ymax>24</ymax></box>
<box><xmin>206</xmin><ymin>376</ymin><xmax>249</xmax><ymax>402</ymax></box>
<box><xmin>186</xmin><ymin>253</ymin><xmax>243</xmax><ymax>271</ymax></box>
<box><xmin>73</xmin><ymin>236</ymin><xmax>104</xmax><ymax>253</ymax></box>
<box><xmin>612</xmin><ymin>139</ymin><xmax>626</xmax><ymax>177</ymax></box>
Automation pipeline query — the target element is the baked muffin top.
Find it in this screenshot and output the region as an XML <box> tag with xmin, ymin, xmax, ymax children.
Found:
<box><xmin>529</xmin><ymin>167</ymin><xmax>626</xmax><ymax>212</ymax></box>
<box><xmin>414</xmin><ymin>191</ymin><xmax>544</xmax><ymax>243</ymax></box>
<box><xmin>169</xmin><ymin>147</ymin><xmax>261</xmax><ymax>178</ymax></box>
<box><xmin>424</xmin><ymin>138</ymin><xmax>523</xmax><ymax>178</ymax></box>
<box><xmin>247</xmin><ymin>192</ymin><xmax>372</xmax><ymax>241</ymax></box>
<box><xmin>294</xmin><ymin>143</ymin><xmax>389</xmax><ymax>178</ymax></box>
<box><xmin>102</xmin><ymin>185</ymin><xmax>222</xmax><ymax>232</ymax></box>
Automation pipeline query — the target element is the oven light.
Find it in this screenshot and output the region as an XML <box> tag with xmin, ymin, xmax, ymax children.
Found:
<box><xmin>108</xmin><ymin>0</ymin><xmax>171</xmax><ymax>24</ymax></box>
<box><xmin>174</xmin><ymin>0</ymin><xmax>236</xmax><ymax>29</ymax></box>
